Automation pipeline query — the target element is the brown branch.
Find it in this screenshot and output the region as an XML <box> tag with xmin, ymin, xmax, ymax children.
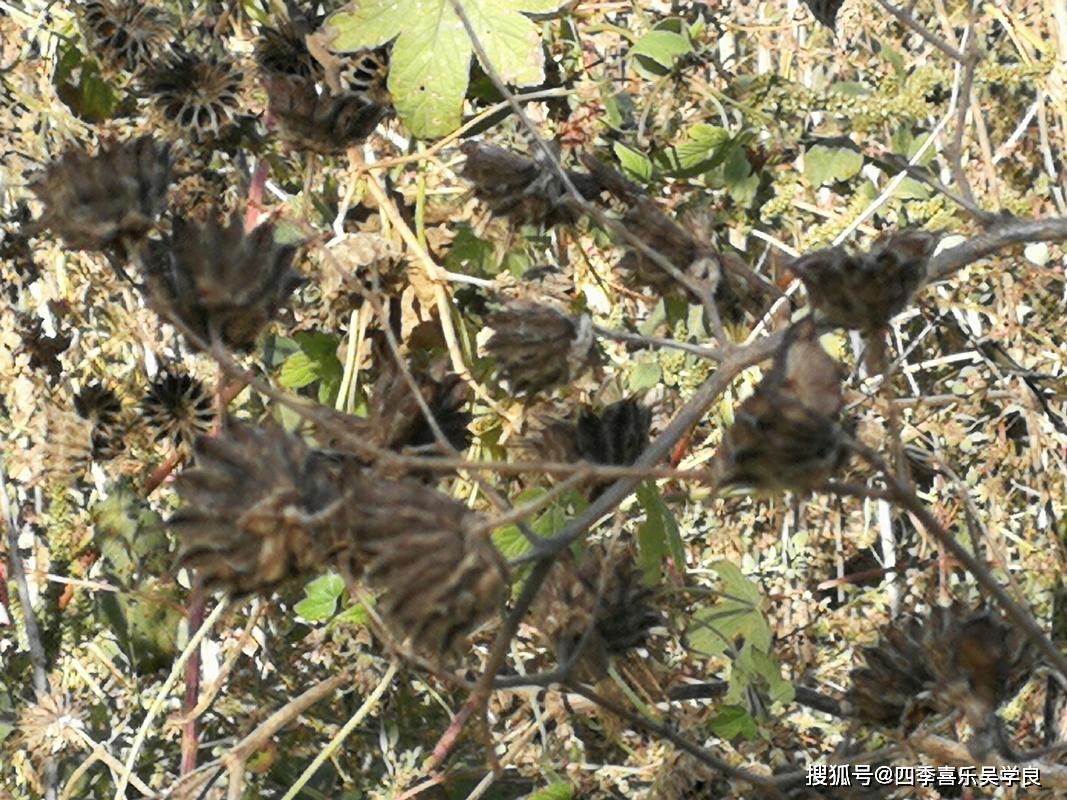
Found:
<box><xmin>925</xmin><ymin>215</ymin><xmax>1067</xmax><ymax>283</ymax></box>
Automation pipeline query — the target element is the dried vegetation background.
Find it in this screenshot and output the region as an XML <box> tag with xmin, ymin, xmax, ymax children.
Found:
<box><xmin>1</xmin><ymin>0</ymin><xmax>1066</xmax><ymax>798</ymax></box>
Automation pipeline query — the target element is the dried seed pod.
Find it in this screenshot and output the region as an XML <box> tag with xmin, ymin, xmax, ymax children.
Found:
<box><xmin>141</xmin><ymin>51</ymin><xmax>245</xmax><ymax>142</ymax></box>
<box><xmin>347</xmin><ymin>478</ymin><xmax>509</xmax><ymax>658</ymax></box>
<box><xmin>172</xmin><ymin>422</ymin><xmax>348</xmax><ymax>595</ymax></box>
<box><xmin>847</xmin><ymin>602</ymin><xmax>1033</xmax><ymax>730</ymax></box>
<box><xmin>29</xmin><ymin>137</ymin><xmax>171</xmax><ymax>251</ymax></box>
<box><xmin>265</xmin><ymin>72</ymin><xmax>387</xmax><ymax>154</ymax></box>
<box><xmin>846</xmin><ymin>614</ymin><xmax>936</xmax><ymax>727</ymax></box>
<box><xmin>141</xmin><ymin>214</ymin><xmax>302</xmax><ymax>352</ymax></box>
<box><xmin>790</xmin><ymin>231</ymin><xmax>937</xmax><ymax>330</ymax></box>
<box><xmin>532</xmin><ymin>545</ymin><xmax>660</xmax><ymax>680</ymax></box>
<box><xmin>713</xmin><ymin>317</ymin><xmax>846</xmax><ymax>493</ymax></box>
<box><xmin>800</xmin><ymin>0</ymin><xmax>846</xmax><ymax>29</ymax></box>
<box><xmin>368</xmin><ymin>354</ymin><xmax>471</xmax><ymax>455</ymax></box>
<box><xmin>255</xmin><ymin>17</ymin><xmax>321</xmax><ymax>82</ymax></box>
<box><xmin>580</xmin><ymin>154</ymin><xmax>764</xmax><ymax>319</ymax></box>
<box><xmin>74</xmin><ymin>383</ymin><xmax>124</xmax><ymax>458</ymax></box>
<box><xmin>79</xmin><ymin>0</ymin><xmax>174</xmax><ymax>75</ymax></box>
<box><xmin>485</xmin><ymin>301</ymin><xmax>597</xmax><ymax>397</ymax></box>
<box><xmin>576</xmin><ymin>399</ymin><xmax>652</xmax><ymax>470</ymax></box>
<box><xmin>459</xmin><ymin>140</ymin><xmax>602</xmax><ymax>227</ymax></box>
<box><xmin>140</xmin><ymin>371</ymin><xmax>215</xmax><ymax>446</ymax></box>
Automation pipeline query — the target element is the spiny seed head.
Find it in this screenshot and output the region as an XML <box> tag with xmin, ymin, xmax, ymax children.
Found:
<box><xmin>790</xmin><ymin>230</ymin><xmax>937</xmax><ymax>330</ymax></box>
<box><xmin>345</xmin><ymin>478</ymin><xmax>509</xmax><ymax>660</ymax></box>
<box><xmin>846</xmin><ymin>602</ymin><xmax>1033</xmax><ymax>729</ymax></box>
<box><xmin>172</xmin><ymin>422</ymin><xmax>348</xmax><ymax>595</ymax></box>
<box><xmin>29</xmin><ymin>136</ymin><xmax>171</xmax><ymax>251</ymax></box>
<box><xmin>265</xmin><ymin>72</ymin><xmax>387</xmax><ymax>154</ymax></box>
<box><xmin>140</xmin><ymin>371</ymin><xmax>215</xmax><ymax>446</ymax></box>
<box><xmin>141</xmin><ymin>214</ymin><xmax>303</xmax><ymax>352</ymax></box>
<box><xmin>80</xmin><ymin>0</ymin><xmax>175</xmax><ymax>75</ymax></box>
<box><xmin>485</xmin><ymin>301</ymin><xmax>598</xmax><ymax>398</ymax></box>
<box><xmin>142</xmin><ymin>51</ymin><xmax>245</xmax><ymax>142</ymax></box>
<box><xmin>713</xmin><ymin>317</ymin><xmax>847</xmax><ymax>493</ymax></box>
<box><xmin>460</xmin><ymin>140</ymin><xmax>602</xmax><ymax>227</ymax></box>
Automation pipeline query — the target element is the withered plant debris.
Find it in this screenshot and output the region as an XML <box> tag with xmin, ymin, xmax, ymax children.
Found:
<box><xmin>789</xmin><ymin>230</ymin><xmax>937</xmax><ymax>330</ymax></box>
<box><xmin>460</xmin><ymin>140</ymin><xmax>602</xmax><ymax>227</ymax></box>
<box><xmin>29</xmin><ymin>136</ymin><xmax>172</xmax><ymax>251</ymax></box>
<box><xmin>712</xmin><ymin>317</ymin><xmax>847</xmax><ymax>492</ymax></box>
<box><xmin>141</xmin><ymin>213</ymin><xmax>303</xmax><ymax>351</ymax></box>
<box><xmin>485</xmin><ymin>301</ymin><xmax>597</xmax><ymax>397</ymax></box>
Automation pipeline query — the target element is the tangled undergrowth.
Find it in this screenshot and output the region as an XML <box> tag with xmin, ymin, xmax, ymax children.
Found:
<box><xmin>1</xmin><ymin>1</ymin><xmax>1066</xmax><ymax>798</ymax></box>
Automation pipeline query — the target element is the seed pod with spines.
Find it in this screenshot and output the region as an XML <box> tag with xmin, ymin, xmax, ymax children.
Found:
<box><xmin>485</xmin><ymin>301</ymin><xmax>598</xmax><ymax>398</ymax></box>
<box><xmin>29</xmin><ymin>136</ymin><xmax>171</xmax><ymax>252</ymax></box>
<box><xmin>140</xmin><ymin>371</ymin><xmax>215</xmax><ymax>446</ymax></box>
<box><xmin>140</xmin><ymin>214</ymin><xmax>303</xmax><ymax>352</ymax></box>
<box><xmin>460</xmin><ymin>140</ymin><xmax>602</xmax><ymax>227</ymax></box>
<box><xmin>789</xmin><ymin>230</ymin><xmax>937</xmax><ymax>331</ymax></box>
<box><xmin>368</xmin><ymin>353</ymin><xmax>471</xmax><ymax>456</ymax></box>
<box><xmin>532</xmin><ymin>544</ymin><xmax>660</xmax><ymax>680</ymax></box>
<box><xmin>141</xmin><ymin>50</ymin><xmax>246</xmax><ymax>143</ymax></box>
<box><xmin>171</xmin><ymin>422</ymin><xmax>350</xmax><ymax>595</ymax></box>
<box><xmin>712</xmin><ymin>317</ymin><xmax>847</xmax><ymax>493</ymax></box>
<box><xmin>344</xmin><ymin>477</ymin><xmax>509</xmax><ymax>659</ymax></box>
<box><xmin>265</xmin><ymin>72</ymin><xmax>388</xmax><ymax>154</ymax></box>
<box><xmin>846</xmin><ymin>601</ymin><xmax>1033</xmax><ymax>731</ymax></box>
<box><xmin>73</xmin><ymin>383</ymin><xmax>124</xmax><ymax>459</ymax></box>
<box><xmin>579</xmin><ymin>154</ymin><xmax>763</xmax><ymax>321</ymax></box>
<box><xmin>79</xmin><ymin>0</ymin><xmax>174</xmax><ymax>76</ymax></box>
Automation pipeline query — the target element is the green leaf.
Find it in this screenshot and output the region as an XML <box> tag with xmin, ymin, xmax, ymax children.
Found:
<box><xmin>493</xmin><ymin>487</ymin><xmax>581</xmax><ymax>560</ymax></box>
<box><xmin>295</xmin><ymin>573</ymin><xmax>346</xmax><ymax>621</ymax></box>
<box><xmin>92</xmin><ymin>482</ymin><xmax>170</xmax><ymax>580</ymax></box>
<box><xmin>613</xmin><ymin>141</ymin><xmax>653</xmax><ymax>182</ymax></box>
<box><xmin>526</xmin><ymin>783</ymin><xmax>573</xmax><ymax>800</ymax></box>
<box><xmin>630</xmin><ymin>28</ymin><xmax>692</xmax><ymax>77</ymax></box>
<box><xmin>656</xmin><ymin>124</ymin><xmax>732</xmax><ymax>178</ymax></box>
<box><xmin>278</xmin><ymin>332</ymin><xmax>343</xmax><ymax>400</ymax></box>
<box><xmin>803</xmin><ymin>145</ymin><xmax>864</xmax><ymax>187</ymax></box>
<box><xmin>687</xmin><ymin>562</ymin><xmax>771</xmax><ymax>658</ymax></box>
<box><xmin>628</xmin><ymin>360</ymin><xmax>662</xmax><ymax>392</ymax></box>
<box><xmin>326</xmin><ymin>0</ymin><xmax>561</xmax><ymax>139</ymax></box>
<box><xmin>636</xmin><ymin>481</ymin><xmax>685</xmax><ymax>585</ymax></box>
<box><xmin>893</xmin><ymin>177</ymin><xmax>931</xmax><ymax>200</ymax></box>
<box><xmin>445</xmin><ymin>224</ymin><xmax>498</xmax><ymax>277</ymax></box>
<box><xmin>709</xmin><ymin>705</ymin><xmax>759</xmax><ymax>740</ymax></box>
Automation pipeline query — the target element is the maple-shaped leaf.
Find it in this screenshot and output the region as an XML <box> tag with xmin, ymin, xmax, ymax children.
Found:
<box><xmin>325</xmin><ymin>0</ymin><xmax>561</xmax><ymax>138</ymax></box>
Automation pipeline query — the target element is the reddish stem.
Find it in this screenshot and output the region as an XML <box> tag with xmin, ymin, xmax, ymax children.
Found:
<box><xmin>180</xmin><ymin>584</ymin><xmax>206</xmax><ymax>776</ymax></box>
